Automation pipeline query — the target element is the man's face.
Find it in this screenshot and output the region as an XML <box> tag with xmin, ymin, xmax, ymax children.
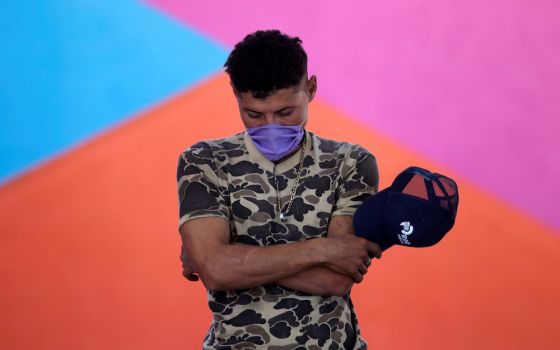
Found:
<box><xmin>233</xmin><ymin>75</ymin><xmax>317</xmax><ymax>129</ymax></box>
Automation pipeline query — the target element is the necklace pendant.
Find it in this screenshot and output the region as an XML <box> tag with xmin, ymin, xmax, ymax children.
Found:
<box><xmin>280</xmin><ymin>212</ymin><xmax>288</xmax><ymax>222</ymax></box>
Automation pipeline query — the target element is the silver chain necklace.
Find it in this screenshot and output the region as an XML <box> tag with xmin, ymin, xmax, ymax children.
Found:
<box><xmin>273</xmin><ymin>138</ymin><xmax>306</xmax><ymax>222</ymax></box>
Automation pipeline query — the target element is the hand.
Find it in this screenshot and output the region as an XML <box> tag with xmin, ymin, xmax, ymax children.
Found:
<box><xmin>180</xmin><ymin>245</ymin><xmax>199</xmax><ymax>282</ymax></box>
<box><xmin>320</xmin><ymin>235</ymin><xmax>381</xmax><ymax>283</ymax></box>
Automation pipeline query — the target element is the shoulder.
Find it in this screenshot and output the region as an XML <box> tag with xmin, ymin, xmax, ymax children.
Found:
<box><xmin>310</xmin><ymin>132</ymin><xmax>375</xmax><ymax>161</ymax></box>
<box><xmin>309</xmin><ymin>131</ymin><xmax>378</xmax><ymax>189</ymax></box>
<box><xmin>181</xmin><ymin>132</ymin><xmax>245</xmax><ymax>156</ymax></box>
<box><xmin>178</xmin><ymin>132</ymin><xmax>245</xmax><ymax>165</ymax></box>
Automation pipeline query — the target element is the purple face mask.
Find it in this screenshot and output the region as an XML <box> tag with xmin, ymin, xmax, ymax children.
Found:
<box><xmin>247</xmin><ymin>124</ymin><xmax>305</xmax><ymax>162</ymax></box>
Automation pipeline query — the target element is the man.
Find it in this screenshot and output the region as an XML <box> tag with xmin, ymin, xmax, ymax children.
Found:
<box><xmin>177</xmin><ymin>29</ymin><xmax>381</xmax><ymax>349</ymax></box>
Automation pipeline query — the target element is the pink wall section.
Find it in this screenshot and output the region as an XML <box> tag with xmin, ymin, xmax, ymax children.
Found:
<box><xmin>144</xmin><ymin>0</ymin><xmax>560</xmax><ymax>230</ymax></box>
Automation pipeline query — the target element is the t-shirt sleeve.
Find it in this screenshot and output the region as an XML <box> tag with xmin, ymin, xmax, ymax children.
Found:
<box><xmin>176</xmin><ymin>142</ymin><xmax>230</xmax><ymax>231</ymax></box>
<box><xmin>331</xmin><ymin>144</ymin><xmax>379</xmax><ymax>217</ymax></box>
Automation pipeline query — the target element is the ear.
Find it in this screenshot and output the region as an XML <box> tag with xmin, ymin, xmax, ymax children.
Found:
<box><xmin>307</xmin><ymin>75</ymin><xmax>317</xmax><ymax>102</ymax></box>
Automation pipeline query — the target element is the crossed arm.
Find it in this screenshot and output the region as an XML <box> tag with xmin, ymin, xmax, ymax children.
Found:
<box><xmin>274</xmin><ymin>216</ymin><xmax>363</xmax><ymax>295</ymax></box>
<box><xmin>179</xmin><ymin>215</ymin><xmax>381</xmax><ymax>296</ymax></box>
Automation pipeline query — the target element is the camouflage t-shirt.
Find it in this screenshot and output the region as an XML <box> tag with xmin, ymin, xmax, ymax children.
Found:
<box><xmin>176</xmin><ymin>130</ymin><xmax>379</xmax><ymax>349</ymax></box>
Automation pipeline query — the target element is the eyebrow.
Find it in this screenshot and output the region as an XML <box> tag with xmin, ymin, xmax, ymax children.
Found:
<box><xmin>244</xmin><ymin>106</ymin><xmax>294</xmax><ymax>114</ymax></box>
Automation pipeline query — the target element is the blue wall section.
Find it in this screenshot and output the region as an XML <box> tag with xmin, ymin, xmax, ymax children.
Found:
<box><xmin>0</xmin><ymin>0</ymin><xmax>227</xmax><ymax>184</ymax></box>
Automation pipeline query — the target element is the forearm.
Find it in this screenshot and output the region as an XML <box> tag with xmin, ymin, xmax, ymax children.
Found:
<box><xmin>198</xmin><ymin>239</ymin><xmax>327</xmax><ymax>291</ymax></box>
<box><xmin>229</xmin><ymin>242</ymin><xmax>354</xmax><ymax>296</ymax></box>
<box><xmin>181</xmin><ymin>216</ymin><xmax>379</xmax><ymax>293</ymax></box>
<box><xmin>276</xmin><ymin>266</ymin><xmax>354</xmax><ymax>296</ymax></box>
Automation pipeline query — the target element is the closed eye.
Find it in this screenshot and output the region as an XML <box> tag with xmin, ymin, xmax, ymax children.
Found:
<box><xmin>276</xmin><ymin>108</ymin><xmax>294</xmax><ymax>117</ymax></box>
<box><xmin>247</xmin><ymin>112</ymin><xmax>263</xmax><ymax>119</ymax></box>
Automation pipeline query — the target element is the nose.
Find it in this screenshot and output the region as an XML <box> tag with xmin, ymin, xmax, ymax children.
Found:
<box><xmin>264</xmin><ymin>114</ymin><xmax>275</xmax><ymax>125</ymax></box>
<box><xmin>253</xmin><ymin>114</ymin><xmax>277</xmax><ymax>126</ymax></box>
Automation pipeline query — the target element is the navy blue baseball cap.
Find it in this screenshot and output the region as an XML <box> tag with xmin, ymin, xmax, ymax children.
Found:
<box><xmin>353</xmin><ymin>166</ymin><xmax>459</xmax><ymax>251</ymax></box>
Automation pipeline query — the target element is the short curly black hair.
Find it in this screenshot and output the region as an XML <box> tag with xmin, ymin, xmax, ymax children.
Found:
<box><xmin>224</xmin><ymin>29</ymin><xmax>308</xmax><ymax>99</ymax></box>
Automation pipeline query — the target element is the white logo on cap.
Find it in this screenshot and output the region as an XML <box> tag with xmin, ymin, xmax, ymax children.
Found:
<box><xmin>398</xmin><ymin>221</ymin><xmax>413</xmax><ymax>245</ymax></box>
<box><xmin>400</xmin><ymin>221</ymin><xmax>414</xmax><ymax>235</ymax></box>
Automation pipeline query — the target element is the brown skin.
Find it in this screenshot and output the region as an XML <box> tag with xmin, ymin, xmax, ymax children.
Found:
<box><xmin>179</xmin><ymin>75</ymin><xmax>381</xmax><ymax>295</ymax></box>
<box><xmin>235</xmin><ymin>75</ymin><xmax>316</xmax><ymax>129</ymax></box>
<box><xmin>180</xmin><ymin>216</ymin><xmax>380</xmax><ymax>295</ymax></box>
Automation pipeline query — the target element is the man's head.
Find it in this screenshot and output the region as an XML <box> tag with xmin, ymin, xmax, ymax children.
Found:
<box><xmin>224</xmin><ymin>30</ymin><xmax>317</xmax><ymax>129</ymax></box>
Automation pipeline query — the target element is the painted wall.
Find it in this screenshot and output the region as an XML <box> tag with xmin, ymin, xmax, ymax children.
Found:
<box><xmin>1</xmin><ymin>1</ymin><xmax>559</xmax><ymax>348</ymax></box>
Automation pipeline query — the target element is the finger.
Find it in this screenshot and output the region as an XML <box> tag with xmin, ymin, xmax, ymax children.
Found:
<box><xmin>182</xmin><ymin>271</ymin><xmax>199</xmax><ymax>281</ymax></box>
<box><xmin>181</xmin><ymin>260</ymin><xmax>198</xmax><ymax>281</ymax></box>
<box><xmin>367</xmin><ymin>241</ymin><xmax>382</xmax><ymax>259</ymax></box>
<box><xmin>365</xmin><ymin>257</ymin><xmax>372</xmax><ymax>267</ymax></box>
<box><xmin>353</xmin><ymin>272</ymin><xmax>364</xmax><ymax>283</ymax></box>
<box><xmin>329</xmin><ymin>262</ymin><xmax>355</xmax><ymax>277</ymax></box>
<box><xmin>358</xmin><ymin>263</ymin><xmax>368</xmax><ymax>275</ymax></box>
